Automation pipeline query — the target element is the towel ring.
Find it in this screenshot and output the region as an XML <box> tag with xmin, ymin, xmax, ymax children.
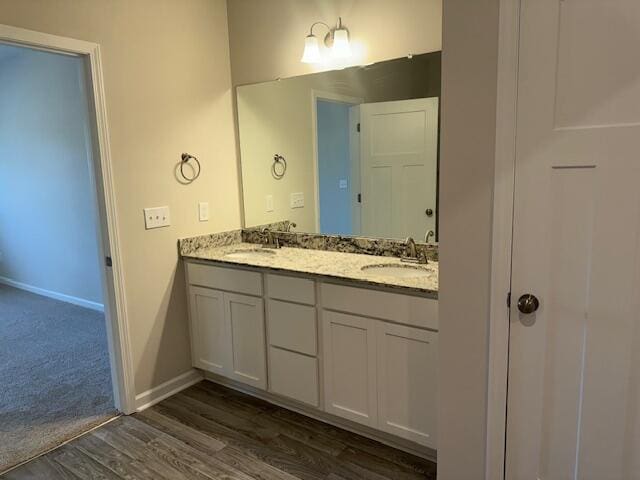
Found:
<box><xmin>180</xmin><ymin>153</ymin><xmax>201</xmax><ymax>183</ymax></box>
<box><xmin>272</xmin><ymin>154</ymin><xmax>287</xmax><ymax>180</ymax></box>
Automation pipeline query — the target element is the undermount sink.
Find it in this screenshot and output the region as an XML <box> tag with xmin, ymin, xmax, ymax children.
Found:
<box><xmin>361</xmin><ymin>264</ymin><xmax>431</xmax><ymax>279</ymax></box>
<box><xmin>223</xmin><ymin>248</ymin><xmax>276</xmax><ymax>260</ymax></box>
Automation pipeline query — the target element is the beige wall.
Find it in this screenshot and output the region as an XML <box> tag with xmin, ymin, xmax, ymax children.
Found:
<box><xmin>438</xmin><ymin>0</ymin><xmax>500</xmax><ymax>478</ymax></box>
<box><xmin>0</xmin><ymin>0</ymin><xmax>241</xmax><ymax>394</ymax></box>
<box><xmin>227</xmin><ymin>0</ymin><xmax>442</xmax><ymax>85</ymax></box>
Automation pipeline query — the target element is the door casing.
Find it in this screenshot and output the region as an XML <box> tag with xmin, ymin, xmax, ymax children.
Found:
<box><xmin>487</xmin><ymin>0</ymin><xmax>523</xmax><ymax>478</ymax></box>
<box><xmin>0</xmin><ymin>24</ymin><xmax>136</xmax><ymax>414</ymax></box>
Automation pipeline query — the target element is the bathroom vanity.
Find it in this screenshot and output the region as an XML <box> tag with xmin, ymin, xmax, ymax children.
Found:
<box><xmin>181</xmin><ymin>236</ymin><xmax>438</xmax><ymax>456</ymax></box>
<box><xmin>180</xmin><ymin>50</ymin><xmax>442</xmax><ymax>458</ymax></box>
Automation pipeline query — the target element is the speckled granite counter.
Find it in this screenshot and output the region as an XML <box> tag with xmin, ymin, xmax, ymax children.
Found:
<box><xmin>181</xmin><ymin>242</ymin><xmax>438</xmax><ymax>298</ymax></box>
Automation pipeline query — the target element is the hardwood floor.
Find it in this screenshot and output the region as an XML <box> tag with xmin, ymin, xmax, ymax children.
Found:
<box><xmin>2</xmin><ymin>381</ymin><xmax>436</xmax><ymax>479</ymax></box>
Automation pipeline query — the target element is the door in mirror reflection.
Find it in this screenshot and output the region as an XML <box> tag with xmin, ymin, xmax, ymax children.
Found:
<box><xmin>360</xmin><ymin>98</ymin><xmax>438</xmax><ymax>240</ymax></box>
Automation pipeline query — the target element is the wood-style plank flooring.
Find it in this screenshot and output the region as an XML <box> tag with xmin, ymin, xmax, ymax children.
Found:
<box><xmin>2</xmin><ymin>381</ymin><xmax>436</xmax><ymax>479</ymax></box>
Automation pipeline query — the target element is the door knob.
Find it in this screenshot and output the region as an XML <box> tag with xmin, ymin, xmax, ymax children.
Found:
<box><xmin>517</xmin><ymin>294</ymin><xmax>539</xmax><ymax>314</ymax></box>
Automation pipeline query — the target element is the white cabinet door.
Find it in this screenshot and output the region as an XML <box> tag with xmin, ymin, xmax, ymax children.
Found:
<box><xmin>224</xmin><ymin>292</ymin><xmax>267</xmax><ymax>389</ymax></box>
<box><xmin>322</xmin><ymin>311</ymin><xmax>378</xmax><ymax>427</ymax></box>
<box><xmin>376</xmin><ymin>322</ymin><xmax>438</xmax><ymax>448</ymax></box>
<box><xmin>188</xmin><ymin>286</ymin><xmax>229</xmax><ymax>376</ymax></box>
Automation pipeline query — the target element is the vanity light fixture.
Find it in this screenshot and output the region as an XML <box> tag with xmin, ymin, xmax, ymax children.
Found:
<box><xmin>301</xmin><ymin>17</ymin><xmax>351</xmax><ymax>64</ymax></box>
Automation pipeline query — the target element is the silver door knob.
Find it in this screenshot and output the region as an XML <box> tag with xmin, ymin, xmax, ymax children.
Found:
<box><xmin>517</xmin><ymin>294</ymin><xmax>539</xmax><ymax>314</ymax></box>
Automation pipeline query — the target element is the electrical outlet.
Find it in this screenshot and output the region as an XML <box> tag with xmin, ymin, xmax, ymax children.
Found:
<box><xmin>290</xmin><ymin>192</ymin><xmax>304</xmax><ymax>209</ymax></box>
<box><xmin>143</xmin><ymin>206</ymin><xmax>170</xmax><ymax>229</ymax></box>
<box><xmin>199</xmin><ymin>202</ymin><xmax>209</xmax><ymax>222</ymax></box>
<box><xmin>339</xmin><ymin>179</ymin><xmax>348</xmax><ymax>189</ymax></box>
<box><xmin>266</xmin><ymin>195</ymin><xmax>274</xmax><ymax>212</ymax></box>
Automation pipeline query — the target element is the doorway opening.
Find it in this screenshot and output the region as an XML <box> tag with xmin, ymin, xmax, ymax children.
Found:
<box><xmin>0</xmin><ymin>33</ymin><xmax>129</xmax><ymax>473</ymax></box>
<box><xmin>314</xmin><ymin>92</ymin><xmax>362</xmax><ymax>236</ymax></box>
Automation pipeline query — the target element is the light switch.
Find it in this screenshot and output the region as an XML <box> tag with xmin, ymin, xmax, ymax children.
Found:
<box><xmin>266</xmin><ymin>194</ymin><xmax>274</xmax><ymax>212</ymax></box>
<box><xmin>143</xmin><ymin>206</ymin><xmax>170</xmax><ymax>229</ymax></box>
<box><xmin>339</xmin><ymin>179</ymin><xmax>348</xmax><ymax>189</ymax></box>
<box><xmin>199</xmin><ymin>202</ymin><xmax>209</xmax><ymax>222</ymax></box>
<box><xmin>290</xmin><ymin>192</ymin><xmax>304</xmax><ymax>209</ymax></box>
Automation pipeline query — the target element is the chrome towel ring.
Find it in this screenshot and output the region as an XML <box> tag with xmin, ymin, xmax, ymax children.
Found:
<box><xmin>180</xmin><ymin>153</ymin><xmax>201</xmax><ymax>183</ymax></box>
<box><xmin>272</xmin><ymin>154</ymin><xmax>287</xmax><ymax>180</ymax></box>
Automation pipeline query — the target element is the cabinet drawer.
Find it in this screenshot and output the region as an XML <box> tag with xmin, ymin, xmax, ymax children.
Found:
<box><xmin>269</xmin><ymin>347</ymin><xmax>319</xmax><ymax>407</ymax></box>
<box><xmin>187</xmin><ymin>262</ymin><xmax>262</xmax><ymax>296</ymax></box>
<box><xmin>321</xmin><ymin>283</ymin><xmax>438</xmax><ymax>331</ymax></box>
<box><xmin>267</xmin><ymin>300</ymin><xmax>317</xmax><ymax>356</ymax></box>
<box><xmin>266</xmin><ymin>273</ymin><xmax>315</xmax><ymax>305</ymax></box>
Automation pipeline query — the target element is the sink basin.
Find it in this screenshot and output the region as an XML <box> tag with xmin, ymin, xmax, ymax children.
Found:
<box><xmin>361</xmin><ymin>264</ymin><xmax>431</xmax><ymax>279</ymax></box>
<box><xmin>223</xmin><ymin>248</ymin><xmax>276</xmax><ymax>260</ymax></box>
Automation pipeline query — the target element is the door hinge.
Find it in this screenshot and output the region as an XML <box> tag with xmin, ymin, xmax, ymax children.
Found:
<box><xmin>105</xmin><ymin>256</ymin><xmax>113</xmax><ymax>267</ymax></box>
<box><xmin>357</xmin><ymin>122</ymin><xmax>361</xmax><ymax>133</ymax></box>
<box><xmin>357</xmin><ymin>193</ymin><xmax>362</xmax><ymax>203</ymax></box>
<box><xmin>506</xmin><ymin>291</ymin><xmax>511</xmax><ymax>308</ymax></box>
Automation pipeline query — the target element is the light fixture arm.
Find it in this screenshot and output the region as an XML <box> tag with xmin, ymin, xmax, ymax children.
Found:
<box><xmin>308</xmin><ymin>21</ymin><xmax>331</xmax><ymax>37</ymax></box>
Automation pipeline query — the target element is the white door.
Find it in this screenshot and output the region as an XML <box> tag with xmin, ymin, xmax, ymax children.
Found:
<box><xmin>360</xmin><ymin>98</ymin><xmax>438</xmax><ymax>240</ymax></box>
<box><xmin>376</xmin><ymin>322</ymin><xmax>438</xmax><ymax>449</ymax></box>
<box><xmin>322</xmin><ymin>311</ymin><xmax>378</xmax><ymax>427</ymax></box>
<box><xmin>224</xmin><ymin>292</ymin><xmax>267</xmax><ymax>389</ymax></box>
<box><xmin>507</xmin><ymin>2</ymin><xmax>640</xmax><ymax>479</ymax></box>
<box><xmin>188</xmin><ymin>287</ymin><xmax>228</xmax><ymax>376</ymax></box>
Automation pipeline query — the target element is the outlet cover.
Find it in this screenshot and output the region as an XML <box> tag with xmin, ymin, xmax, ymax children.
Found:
<box><xmin>144</xmin><ymin>206</ymin><xmax>170</xmax><ymax>229</ymax></box>
<box><xmin>290</xmin><ymin>192</ymin><xmax>304</xmax><ymax>209</ymax></box>
<box><xmin>339</xmin><ymin>179</ymin><xmax>348</xmax><ymax>189</ymax></box>
<box><xmin>266</xmin><ymin>194</ymin><xmax>274</xmax><ymax>212</ymax></box>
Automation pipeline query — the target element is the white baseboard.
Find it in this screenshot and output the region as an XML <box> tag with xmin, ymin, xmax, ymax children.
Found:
<box><xmin>135</xmin><ymin>369</ymin><xmax>203</xmax><ymax>412</ymax></box>
<box><xmin>0</xmin><ymin>275</ymin><xmax>105</xmax><ymax>312</ymax></box>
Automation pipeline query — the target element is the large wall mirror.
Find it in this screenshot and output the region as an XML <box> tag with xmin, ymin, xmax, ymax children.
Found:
<box><xmin>237</xmin><ymin>52</ymin><xmax>441</xmax><ymax>242</ymax></box>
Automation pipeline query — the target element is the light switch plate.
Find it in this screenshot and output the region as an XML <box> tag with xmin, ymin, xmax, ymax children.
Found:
<box><xmin>266</xmin><ymin>194</ymin><xmax>274</xmax><ymax>212</ymax></box>
<box><xmin>290</xmin><ymin>192</ymin><xmax>304</xmax><ymax>209</ymax></box>
<box><xmin>144</xmin><ymin>206</ymin><xmax>170</xmax><ymax>229</ymax></box>
<box><xmin>199</xmin><ymin>202</ymin><xmax>209</xmax><ymax>222</ymax></box>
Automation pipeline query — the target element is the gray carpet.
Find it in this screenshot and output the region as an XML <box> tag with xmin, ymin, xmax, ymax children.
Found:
<box><xmin>0</xmin><ymin>284</ymin><xmax>116</xmax><ymax>472</ymax></box>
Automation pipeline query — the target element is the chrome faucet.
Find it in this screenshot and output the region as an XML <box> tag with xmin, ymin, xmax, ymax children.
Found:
<box><xmin>261</xmin><ymin>227</ymin><xmax>280</xmax><ymax>249</ymax></box>
<box><xmin>425</xmin><ymin>230</ymin><xmax>435</xmax><ymax>243</ymax></box>
<box><xmin>401</xmin><ymin>236</ymin><xmax>427</xmax><ymax>264</ymax></box>
<box><xmin>285</xmin><ymin>222</ymin><xmax>297</xmax><ymax>233</ymax></box>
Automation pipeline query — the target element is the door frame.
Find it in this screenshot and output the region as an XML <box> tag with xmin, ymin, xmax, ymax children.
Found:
<box><xmin>0</xmin><ymin>24</ymin><xmax>136</xmax><ymax>414</ymax></box>
<box><xmin>311</xmin><ymin>90</ymin><xmax>363</xmax><ymax>233</ymax></box>
<box><xmin>486</xmin><ymin>0</ymin><xmax>521</xmax><ymax>478</ymax></box>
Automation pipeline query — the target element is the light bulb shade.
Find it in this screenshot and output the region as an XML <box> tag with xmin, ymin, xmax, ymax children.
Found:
<box><xmin>331</xmin><ymin>28</ymin><xmax>351</xmax><ymax>58</ymax></box>
<box><xmin>301</xmin><ymin>35</ymin><xmax>321</xmax><ymax>63</ymax></box>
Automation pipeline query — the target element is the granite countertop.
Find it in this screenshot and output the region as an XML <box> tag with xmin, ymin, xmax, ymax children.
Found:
<box><xmin>182</xmin><ymin>242</ymin><xmax>438</xmax><ymax>298</ymax></box>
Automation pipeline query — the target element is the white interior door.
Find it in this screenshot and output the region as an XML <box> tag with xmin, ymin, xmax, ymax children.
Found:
<box><xmin>360</xmin><ymin>98</ymin><xmax>438</xmax><ymax>240</ymax></box>
<box><xmin>507</xmin><ymin>2</ymin><xmax>640</xmax><ymax>479</ymax></box>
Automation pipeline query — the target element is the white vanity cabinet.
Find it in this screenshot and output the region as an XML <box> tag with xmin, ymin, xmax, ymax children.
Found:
<box><xmin>185</xmin><ymin>260</ymin><xmax>438</xmax><ymax>451</ymax></box>
<box><xmin>186</xmin><ymin>263</ymin><xmax>267</xmax><ymax>389</ymax></box>
<box><xmin>265</xmin><ymin>273</ymin><xmax>319</xmax><ymax>407</ymax></box>
<box><xmin>322</xmin><ymin>311</ymin><xmax>379</xmax><ymax>427</ymax></box>
<box><xmin>321</xmin><ymin>282</ymin><xmax>438</xmax><ymax>449</ymax></box>
<box><xmin>376</xmin><ymin>321</ymin><xmax>438</xmax><ymax>447</ymax></box>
